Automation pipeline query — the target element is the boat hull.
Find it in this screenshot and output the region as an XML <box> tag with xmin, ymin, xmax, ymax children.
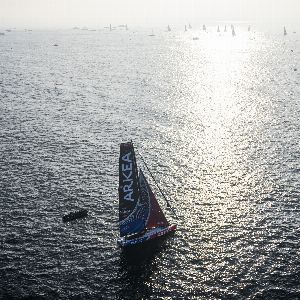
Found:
<box><xmin>117</xmin><ymin>224</ymin><xmax>177</xmax><ymax>247</ymax></box>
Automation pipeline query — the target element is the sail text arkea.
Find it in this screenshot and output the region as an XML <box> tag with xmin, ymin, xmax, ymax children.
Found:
<box><xmin>121</xmin><ymin>152</ymin><xmax>134</xmax><ymax>201</ymax></box>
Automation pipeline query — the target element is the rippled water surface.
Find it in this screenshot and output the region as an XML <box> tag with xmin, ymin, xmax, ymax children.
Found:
<box><xmin>1</xmin><ymin>27</ymin><xmax>300</xmax><ymax>299</ymax></box>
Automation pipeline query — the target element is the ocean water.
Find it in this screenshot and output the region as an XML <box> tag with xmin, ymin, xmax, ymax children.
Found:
<box><xmin>0</xmin><ymin>26</ymin><xmax>300</xmax><ymax>299</ymax></box>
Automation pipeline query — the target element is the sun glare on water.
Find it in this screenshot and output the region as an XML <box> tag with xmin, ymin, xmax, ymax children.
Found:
<box><xmin>169</xmin><ymin>28</ymin><xmax>266</xmax><ymax>236</ymax></box>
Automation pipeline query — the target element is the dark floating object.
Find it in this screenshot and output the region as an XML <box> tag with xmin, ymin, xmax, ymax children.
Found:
<box><xmin>294</xmin><ymin>68</ymin><xmax>297</xmax><ymax>71</ymax></box>
<box><xmin>53</xmin><ymin>43</ymin><xmax>59</xmax><ymax>46</ymax></box>
<box><xmin>62</xmin><ymin>209</ymin><xmax>88</xmax><ymax>222</ymax></box>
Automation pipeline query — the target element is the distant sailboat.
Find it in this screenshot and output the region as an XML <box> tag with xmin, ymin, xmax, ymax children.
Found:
<box><xmin>217</xmin><ymin>26</ymin><xmax>220</xmax><ymax>32</ymax></box>
<box><xmin>167</xmin><ymin>25</ymin><xmax>171</xmax><ymax>32</ymax></box>
<box><xmin>284</xmin><ymin>26</ymin><xmax>287</xmax><ymax>35</ymax></box>
<box><xmin>203</xmin><ymin>24</ymin><xmax>206</xmax><ymax>31</ymax></box>
<box><xmin>149</xmin><ymin>29</ymin><xmax>155</xmax><ymax>36</ymax></box>
<box><xmin>188</xmin><ymin>23</ymin><xmax>192</xmax><ymax>29</ymax></box>
<box><xmin>232</xmin><ymin>26</ymin><xmax>236</xmax><ymax>37</ymax></box>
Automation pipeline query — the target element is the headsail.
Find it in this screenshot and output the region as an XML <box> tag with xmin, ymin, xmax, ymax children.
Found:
<box><xmin>139</xmin><ymin>169</ymin><xmax>169</xmax><ymax>229</ymax></box>
<box><xmin>119</xmin><ymin>142</ymin><xmax>148</xmax><ymax>236</ymax></box>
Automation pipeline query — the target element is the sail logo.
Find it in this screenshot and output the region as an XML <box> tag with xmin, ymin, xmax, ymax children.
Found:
<box><xmin>121</xmin><ymin>152</ymin><xmax>134</xmax><ymax>202</ymax></box>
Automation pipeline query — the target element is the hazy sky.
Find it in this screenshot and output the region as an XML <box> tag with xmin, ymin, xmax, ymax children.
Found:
<box><xmin>0</xmin><ymin>0</ymin><xmax>299</xmax><ymax>29</ymax></box>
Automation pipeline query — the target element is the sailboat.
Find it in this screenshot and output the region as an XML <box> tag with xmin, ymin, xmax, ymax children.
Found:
<box><xmin>148</xmin><ymin>29</ymin><xmax>155</xmax><ymax>36</ymax></box>
<box><xmin>232</xmin><ymin>25</ymin><xmax>236</xmax><ymax>37</ymax></box>
<box><xmin>167</xmin><ymin>25</ymin><xmax>171</xmax><ymax>32</ymax></box>
<box><xmin>203</xmin><ymin>24</ymin><xmax>206</xmax><ymax>31</ymax></box>
<box><xmin>284</xmin><ymin>26</ymin><xmax>287</xmax><ymax>36</ymax></box>
<box><xmin>117</xmin><ymin>142</ymin><xmax>177</xmax><ymax>247</ymax></box>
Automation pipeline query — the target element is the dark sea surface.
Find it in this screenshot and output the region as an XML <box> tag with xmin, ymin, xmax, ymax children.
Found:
<box><xmin>0</xmin><ymin>26</ymin><xmax>300</xmax><ymax>299</ymax></box>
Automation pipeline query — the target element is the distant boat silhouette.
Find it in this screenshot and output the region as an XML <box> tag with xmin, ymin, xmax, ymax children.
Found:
<box><xmin>167</xmin><ymin>25</ymin><xmax>171</xmax><ymax>32</ymax></box>
<box><xmin>149</xmin><ymin>29</ymin><xmax>155</xmax><ymax>36</ymax></box>
<box><xmin>0</xmin><ymin>32</ymin><xmax>5</xmax><ymax>36</ymax></box>
<box><xmin>232</xmin><ymin>26</ymin><xmax>236</xmax><ymax>36</ymax></box>
<box><xmin>284</xmin><ymin>26</ymin><xmax>287</xmax><ymax>35</ymax></box>
<box><xmin>203</xmin><ymin>24</ymin><xmax>206</xmax><ymax>31</ymax></box>
<box><xmin>217</xmin><ymin>26</ymin><xmax>220</xmax><ymax>32</ymax></box>
<box><xmin>188</xmin><ymin>23</ymin><xmax>192</xmax><ymax>29</ymax></box>
<box><xmin>192</xmin><ymin>37</ymin><xmax>199</xmax><ymax>40</ymax></box>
